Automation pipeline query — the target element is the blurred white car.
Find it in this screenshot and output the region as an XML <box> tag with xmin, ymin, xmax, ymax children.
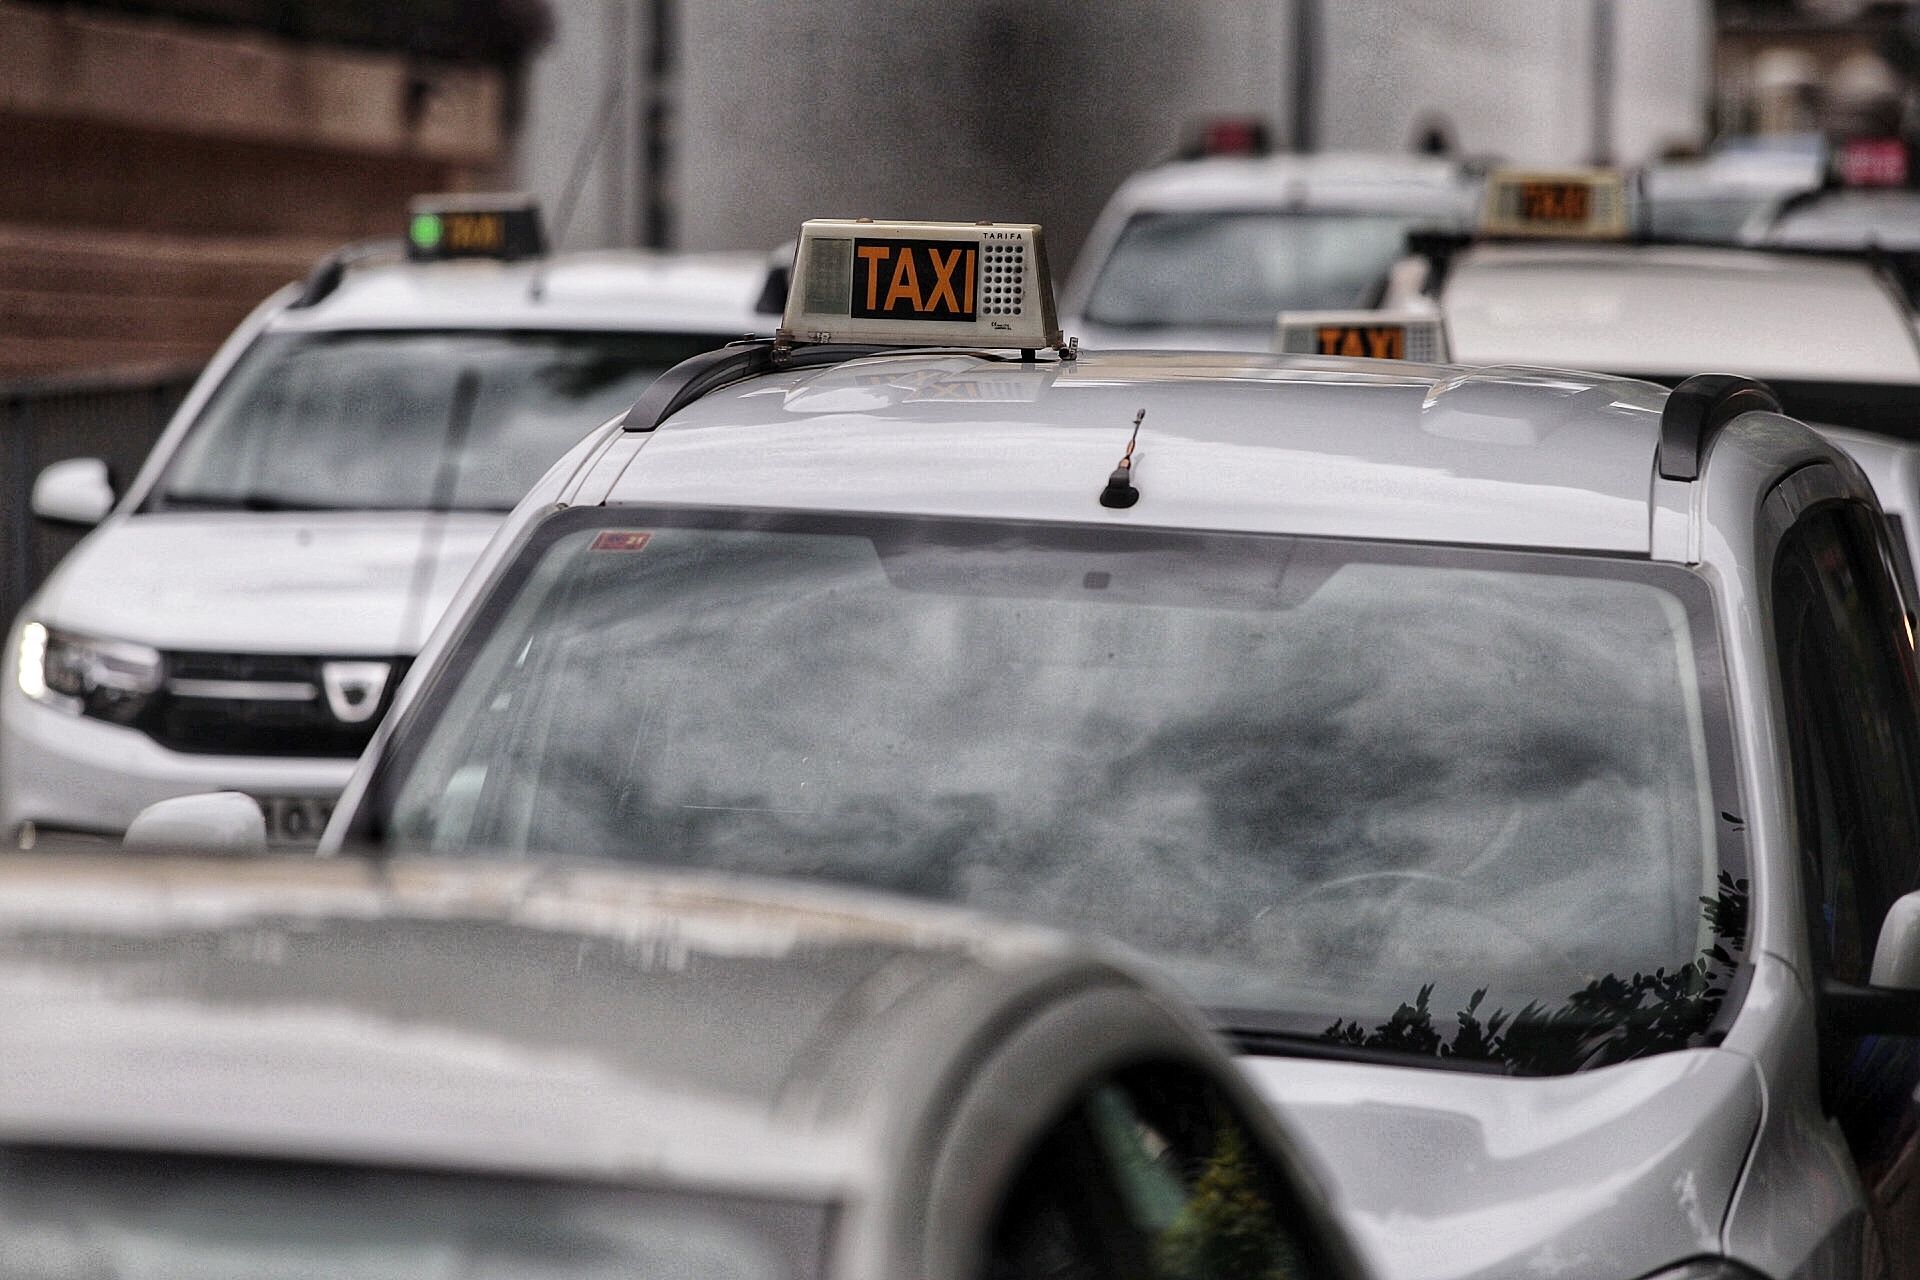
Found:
<box><xmin>1061</xmin><ymin>151</ymin><xmax>1480</xmax><ymax>351</ymax></box>
<box><xmin>1415</xmin><ymin>171</ymin><xmax>1920</xmax><ymax>594</ymax></box>
<box><xmin>0</xmin><ymin>852</ymin><xmax>1369</xmax><ymax>1280</ymax></box>
<box><xmin>1640</xmin><ymin>136</ymin><xmax>1825</xmax><ymax>244</ymax></box>
<box><xmin>1</xmin><ymin>196</ymin><xmax>771</xmax><ymax>845</ymax></box>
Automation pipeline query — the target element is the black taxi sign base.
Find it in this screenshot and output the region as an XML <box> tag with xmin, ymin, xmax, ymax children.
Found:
<box><xmin>779</xmin><ymin>219</ymin><xmax>1063</xmax><ymax>352</ymax></box>
<box><xmin>1275</xmin><ymin>311</ymin><xmax>1450</xmax><ymax>364</ymax></box>
<box><xmin>407</xmin><ymin>193</ymin><xmax>546</xmax><ymax>262</ymax></box>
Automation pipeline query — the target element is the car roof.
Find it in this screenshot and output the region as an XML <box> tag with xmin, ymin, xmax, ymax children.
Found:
<box><xmin>1642</xmin><ymin>150</ymin><xmax>1825</xmax><ymax>200</ymax></box>
<box><xmin>267</xmin><ymin>248</ymin><xmax>776</xmax><ymax>335</ymax></box>
<box><xmin>598</xmin><ymin>349</ymin><xmax>1670</xmax><ymax>555</ymax></box>
<box><xmin>0</xmin><ymin>853</ymin><xmax>1113</xmax><ymax>1198</ymax></box>
<box><xmin>1758</xmin><ymin>188</ymin><xmax>1920</xmax><ymax>251</ymax></box>
<box><xmin>1442</xmin><ymin>241</ymin><xmax>1920</xmax><ymax>383</ymax></box>
<box><xmin>1103</xmin><ymin>151</ymin><xmax>1480</xmax><ymax>216</ymax></box>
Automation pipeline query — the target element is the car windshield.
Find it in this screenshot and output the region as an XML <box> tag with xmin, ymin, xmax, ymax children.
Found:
<box><xmin>0</xmin><ymin>1145</ymin><xmax>830</xmax><ymax>1280</ymax></box>
<box><xmin>1645</xmin><ymin>195</ymin><xmax>1779</xmax><ymax>243</ymax></box>
<box><xmin>1082</xmin><ymin>210</ymin><xmax>1438</xmax><ymax>329</ymax></box>
<box><xmin>154</xmin><ymin>330</ymin><xmax>733</xmax><ymax>513</ymax></box>
<box><xmin>377</xmin><ymin>511</ymin><xmax>1744</xmax><ymax>1076</ymax></box>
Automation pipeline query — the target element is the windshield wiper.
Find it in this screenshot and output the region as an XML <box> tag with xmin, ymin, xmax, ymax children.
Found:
<box><xmin>158</xmin><ymin>491</ymin><xmax>361</xmax><ymax>512</ymax></box>
<box><xmin>1219</xmin><ymin>1024</ymin><xmax>1516</xmax><ymax>1075</ymax></box>
<box><xmin>158</xmin><ymin>493</ymin><xmax>514</xmax><ymax>514</ymax></box>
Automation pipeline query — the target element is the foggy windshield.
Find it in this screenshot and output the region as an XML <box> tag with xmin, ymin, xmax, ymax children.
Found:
<box><xmin>379</xmin><ymin>511</ymin><xmax>1742</xmax><ymax>1074</ymax></box>
<box><xmin>0</xmin><ymin>1145</ymin><xmax>829</xmax><ymax>1280</ymax></box>
<box><xmin>1083</xmin><ymin>210</ymin><xmax>1437</xmax><ymax>329</ymax></box>
<box><xmin>156</xmin><ymin>330</ymin><xmax>732</xmax><ymax>513</ymax></box>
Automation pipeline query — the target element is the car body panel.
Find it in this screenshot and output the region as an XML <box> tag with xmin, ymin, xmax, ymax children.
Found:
<box><xmin>1240</xmin><ymin>1048</ymin><xmax>1761</xmax><ymax>1280</ymax></box>
<box><xmin>601</xmin><ymin>351</ymin><xmax>1666</xmax><ymax>555</ymax></box>
<box><xmin>32</xmin><ymin>511</ymin><xmax>499</xmax><ymax>655</ymax></box>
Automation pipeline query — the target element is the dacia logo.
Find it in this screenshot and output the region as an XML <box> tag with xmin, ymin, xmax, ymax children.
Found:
<box><xmin>851</xmin><ymin>238</ymin><xmax>978</xmax><ymax>322</ymax></box>
<box><xmin>320</xmin><ymin>661</ymin><xmax>391</xmax><ymax>725</ymax></box>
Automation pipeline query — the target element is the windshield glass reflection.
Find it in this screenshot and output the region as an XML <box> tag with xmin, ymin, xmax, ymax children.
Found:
<box><xmin>381</xmin><ymin>513</ymin><xmax>1738</xmax><ymax>1072</ymax></box>
<box><xmin>157</xmin><ymin>330</ymin><xmax>732</xmax><ymax>513</ymax></box>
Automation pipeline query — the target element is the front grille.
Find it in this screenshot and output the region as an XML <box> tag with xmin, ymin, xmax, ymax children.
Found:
<box><xmin>137</xmin><ymin>651</ymin><xmax>411</xmax><ymax>758</ymax></box>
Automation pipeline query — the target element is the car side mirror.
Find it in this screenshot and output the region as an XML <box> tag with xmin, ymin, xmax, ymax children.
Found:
<box><xmin>32</xmin><ymin>458</ymin><xmax>114</xmax><ymax>526</ymax></box>
<box><xmin>1872</xmin><ymin>891</ymin><xmax>1920</xmax><ymax>989</ymax></box>
<box><xmin>1824</xmin><ymin>889</ymin><xmax>1920</xmax><ymax>1036</ymax></box>
<box><xmin>124</xmin><ymin>792</ymin><xmax>267</xmax><ymax>856</ymax></box>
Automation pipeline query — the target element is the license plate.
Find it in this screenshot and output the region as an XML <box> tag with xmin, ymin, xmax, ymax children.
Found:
<box><xmin>257</xmin><ymin>795</ymin><xmax>334</xmax><ymax>846</ymax></box>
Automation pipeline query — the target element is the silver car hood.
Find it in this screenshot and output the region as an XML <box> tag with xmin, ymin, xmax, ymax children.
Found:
<box><xmin>1240</xmin><ymin>1048</ymin><xmax>1761</xmax><ymax>1280</ymax></box>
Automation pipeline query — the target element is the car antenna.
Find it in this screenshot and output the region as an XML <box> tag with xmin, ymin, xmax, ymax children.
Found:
<box><xmin>530</xmin><ymin>78</ymin><xmax>627</xmax><ymax>301</ymax></box>
<box><xmin>1099</xmin><ymin>409</ymin><xmax>1144</xmax><ymax>509</ymax></box>
<box><xmin>396</xmin><ymin>368</ymin><xmax>480</xmax><ymax>660</ymax></box>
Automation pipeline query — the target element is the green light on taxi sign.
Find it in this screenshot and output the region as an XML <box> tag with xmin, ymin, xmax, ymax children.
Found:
<box><xmin>409</xmin><ymin>213</ymin><xmax>444</xmax><ymax>252</ymax></box>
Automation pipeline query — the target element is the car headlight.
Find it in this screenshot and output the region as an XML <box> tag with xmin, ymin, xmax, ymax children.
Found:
<box><xmin>17</xmin><ymin>622</ymin><xmax>162</xmax><ymax>724</ymax></box>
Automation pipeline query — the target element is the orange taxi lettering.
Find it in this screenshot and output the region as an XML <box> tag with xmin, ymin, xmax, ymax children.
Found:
<box><xmin>884</xmin><ymin>251</ymin><xmax>923</xmax><ymax>311</ymax></box>
<box><xmin>857</xmin><ymin>245</ymin><xmax>892</xmax><ymax>310</ymax></box>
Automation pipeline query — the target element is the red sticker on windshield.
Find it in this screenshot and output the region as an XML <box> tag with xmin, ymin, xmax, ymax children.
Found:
<box><xmin>590</xmin><ymin>531</ymin><xmax>653</xmax><ymax>552</ymax></box>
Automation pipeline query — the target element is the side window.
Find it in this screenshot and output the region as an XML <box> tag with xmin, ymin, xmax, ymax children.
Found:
<box><xmin>1773</xmin><ymin>502</ymin><xmax>1920</xmax><ymax>983</ymax></box>
<box><xmin>983</xmin><ymin>1063</ymin><xmax>1326</xmax><ymax>1280</ymax></box>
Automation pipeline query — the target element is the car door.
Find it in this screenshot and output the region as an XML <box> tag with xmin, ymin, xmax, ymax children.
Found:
<box><xmin>1773</xmin><ymin>495</ymin><xmax>1920</xmax><ymax>1279</ymax></box>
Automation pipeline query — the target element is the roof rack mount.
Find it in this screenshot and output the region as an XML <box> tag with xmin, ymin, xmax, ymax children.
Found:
<box><xmin>1658</xmin><ymin>374</ymin><xmax>1781</xmax><ymax>482</ymax></box>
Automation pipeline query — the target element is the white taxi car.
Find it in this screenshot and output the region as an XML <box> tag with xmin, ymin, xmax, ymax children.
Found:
<box><xmin>0</xmin><ymin>851</ymin><xmax>1368</xmax><ymax>1280</ymax></box>
<box><xmin>1413</xmin><ymin>168</ymin><xmax>1920</xmax><ymax>591</ymax></box>
<box><xmin>1641</xmin><ymin>136</ymin><xmax>1825</xmax><ymax>243</ymax></box>
<box><xmin>1</xmin><ymin>196</ymin><xmax>770</xmax><ymax>845</ymax></box>
<box><xmin>1061</xmin><ymin>150</ymin><xmax>1480</xmax><ymax>351</ymax></box>
<box><xmin>153</xmin><ymin>217</ymin><xmax>1920</xmax><ymax>1279</ymax></box>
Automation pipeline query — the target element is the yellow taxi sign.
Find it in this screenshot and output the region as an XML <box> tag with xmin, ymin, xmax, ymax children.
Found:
<box><xmin>1275</xmin><ymin>311</ymin><xmax>1450</xmax><ymax>363</ymax></box>
<box><xmin>780</xmin><ymin>219</ymin><xmax>1063</xmax><ymax>352</ymax></box>
<box><xmin>1479</xmin><ymin>168</ymin><xmax>1629</xmax><ymax>239</ymax></box>
<box><xmin>407</xmin><ymin>193</ymin><xmax>545</xmax><ymax>262</ymax></box>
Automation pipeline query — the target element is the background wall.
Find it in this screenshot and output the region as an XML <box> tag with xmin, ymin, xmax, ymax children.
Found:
<box><xmin>520</xmin><ymin>0</ymin><xmax>1713</xmax><ymax>269</ymax></box>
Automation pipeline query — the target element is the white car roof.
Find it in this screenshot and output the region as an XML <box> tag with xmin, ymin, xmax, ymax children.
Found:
<box><xmin>1103</xmin><ymin>151</ymin><xmax>1480</xmax><ymax>216</ymax></box>
<box><xmin>599</xmin><ymin>350</ymin><xmax>1670</xmax><ymax>556</ymax></box>
<box><xmin>1442</xmin><ymin>242</ymin><xmax>1920</xmax><ymax>383</ymax></box>
<box><xmin>1757</xmin><ymin>189</ymin><xmax>1920</xmax><ymax>252</ymax></box>
<box><xmin>0</xmin><ymin>853</ymin><xmax>1102</xmax><ymax>1196</ymax></box>
<box><xmin>1642</xmin><ymin>151</ymin><xmax>1825</xmax><ymax>200</ymax></box>
<box><xmin>268</xmin><ymin>248</ymin><xmax>775</xmax><ymax>335</ymax></box>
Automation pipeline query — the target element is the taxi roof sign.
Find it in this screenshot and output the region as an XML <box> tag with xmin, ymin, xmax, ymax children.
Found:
<box><xmin>1479</xmin><ymin>168</ymin><xmax>1629</xmax><ymax>240</ymax></box>
<box><xmin>779</xmin><ymin>219</ymin><xmax>1063</xmax><ymax>352</ymax></box>
<box><xmin>1275</xmin><ymin>311</ymin><xmax>1450</xmax><ymax>364</ymax></box>
<box><xmin>406</xmin><ymin>193</ymin><xmax>545</xmax><ymax>262</ymax></box>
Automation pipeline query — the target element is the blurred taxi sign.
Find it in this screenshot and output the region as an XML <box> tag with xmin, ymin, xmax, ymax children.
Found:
<box><xmin>779</xmin><ymin>219</ymin><xmax>1064</xmax><ymax>351</ymax></box>
<box><xmin>406</xmin><ymin>193</ymin><xmax>546</xmax><ymax>262</ymax></box>
<box><xmin>1479</xmin><ymin>168</ymin><xmax>1629</xmax><ymax>239</ymax></box>
<box><xmin>1837</xmin><ymin>138</ymin><xmax>1911</xmax><ymax>188</ymax></box>
<box><xmin>1275</xmin><ymin>311</ymin><xmax>1449</xmax><ymax>363</ymax></box>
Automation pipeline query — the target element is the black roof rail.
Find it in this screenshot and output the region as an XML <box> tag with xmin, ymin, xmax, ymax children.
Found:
<box><xmin>619</xmin><ymin>340</ymin><xmax>894</xmax><ymax>432</ymax></box>
<box><xmin>1403</xmin><ymin>228</ymin><xmax>1471</xmax><ymax>297</ymax></box>
<box><xmin>1658</xmin><ymin>374</ymin><xmax>1781</xmax><ymax>482</ymax></box>
<box><xmin>287</xmin><ymin>237</ymin><xmax>405</xmax><ymax>310</ymax></box>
